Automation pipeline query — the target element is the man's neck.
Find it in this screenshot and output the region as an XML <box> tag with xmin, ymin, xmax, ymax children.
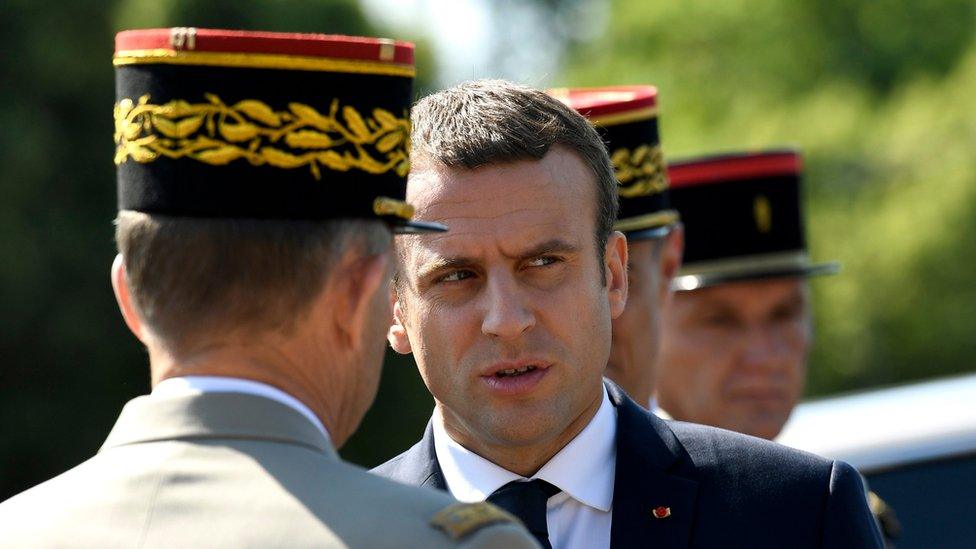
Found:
<box><xmin>439</xmin><ymin>390</ymin><xmax>605</xmax><ymax>477</ymax></box>
<box><xmin>611</xmin><ymin>355</ymin><xmax>656</xmax><ymax>407</ymax></box>
<box><xmin>153</xmin><ymin>375</ymin><xmax>332</xmax><ymax>440</ymax></box>
<box><xmin>147</xmin><ymin>338</ymin><xmax>347</xmax><ymax>443</ymax></box>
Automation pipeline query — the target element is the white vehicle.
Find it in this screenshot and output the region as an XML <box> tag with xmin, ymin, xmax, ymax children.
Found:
<box><xmin>777</xmin><ymin>373</ymin><xmax>976</xmax><ymax>548</ymax></box>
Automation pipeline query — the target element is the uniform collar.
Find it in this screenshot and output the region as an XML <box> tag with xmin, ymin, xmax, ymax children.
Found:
<box><xmin>101</xmin><ymin>390</ymin><xmax>336</xmax><ymax>456</ymax></box>
<box><xmin>153</xmin><ymin>375</ymin><xmax>330</xmax><ymax>442</ymax></box>
<box><xmin>433</xmin><ymin>388</ymin><xmax>617</xmax><ymax>513</ymax></box>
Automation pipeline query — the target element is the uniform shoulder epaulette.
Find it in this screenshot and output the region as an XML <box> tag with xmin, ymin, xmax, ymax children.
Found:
<box><xmin>429</xmin><ymin>502</ymin><xmax>519</xmax><ymax>540</ymax></box>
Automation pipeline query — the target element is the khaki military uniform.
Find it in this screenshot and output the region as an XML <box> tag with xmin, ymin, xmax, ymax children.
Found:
<box><xmin>0</xmin><ymin>392</ymin><xmax>535</xmax><ymax>548</ymax></box>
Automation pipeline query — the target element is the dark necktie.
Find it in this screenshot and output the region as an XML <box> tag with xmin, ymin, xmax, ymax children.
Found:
<box><xmin>487</xmin><ymin>479</ymin><xmax>561</xmax><ymax>549</ymax></box>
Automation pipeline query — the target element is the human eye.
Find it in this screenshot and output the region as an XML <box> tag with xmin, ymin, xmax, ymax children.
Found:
<box><xmin>436</xmin><ymin>269</ymin><xmax>476</xmax><ymax>284</ymax></box>
<box><xmin>771</xmin><ymin>302</ymin><xmax>805</xmax><ymax>324</ymax></box>
<box><xmin>524</xmin><ymin>255</ymin><xmax>560</xmax><ymax>268</ymax></box>
<box><xmin>699</xmin><ymin>311</ymin><xmax>738</xmax><ymax>329</ymax></box>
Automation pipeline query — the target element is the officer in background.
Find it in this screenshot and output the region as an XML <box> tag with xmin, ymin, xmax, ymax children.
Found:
<box><xmin>552</xmin><ymin>86</ymin><xmax>683</xmax><ymax>409</ymax></box>
<box><xmin>655</xmin><ymin>150</ymin><xmax>835</xmax><ymax>437</ymax></box>
<box><xmin>0</xmin><ymin>28</ymin><xmax>536</xmax><ymax>548</ymax></box>
<box><xmin>655</xmin><ymin>149</ymin><xmax>899</xmax><ymax>544</ymax></box>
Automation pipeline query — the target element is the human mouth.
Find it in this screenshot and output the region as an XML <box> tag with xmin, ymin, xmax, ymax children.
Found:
<box><xmin>727</xmin><ymin>385</ymin><xmax>791</xmax><ymax>407</ymax></box>
<box><xmin>480</xmin><ymin>361</ymin><xmax>551</xmax><ymax>395</ymax></box>
<box><xmin>496</xmin><ymin>365</ymin><xmax>539</xmax><ymax>377</ymax></box>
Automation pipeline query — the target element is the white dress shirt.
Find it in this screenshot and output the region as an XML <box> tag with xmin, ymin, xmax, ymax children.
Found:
<box><xmin>433</xmin><ymin>389</ymin><xmax>617</xmax><ymax>549</ymax></box>
<box><xmin>152</xmin><ymin>375</ymin><xmax>331</xmax><ymax>442</ymax></box>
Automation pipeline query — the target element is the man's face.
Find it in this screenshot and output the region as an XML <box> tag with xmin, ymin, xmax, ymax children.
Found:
<box><xmin>390</xmin><ymin>146</ymin><xmax>627</xmax><ymax>452</ymax></box>
<box><xmin>608</xmin><ymin>239</ymin><xmax>665</xmax><ymax>404</ymax></box>
<box><xmin>606</xmin><ymin>228</ymin><xmax>682</xmax><ymax>405</ymax></box>
<box><xmin>656</xmin><ymin>277</ymin><xmax>811</xmax><ymax>440</ymax></box>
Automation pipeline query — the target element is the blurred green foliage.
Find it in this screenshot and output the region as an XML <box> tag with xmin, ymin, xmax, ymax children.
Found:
<box><xmin>561</xmin><ymin>0</ymin><xmax>976</xmax><ymax>394</ymax></box>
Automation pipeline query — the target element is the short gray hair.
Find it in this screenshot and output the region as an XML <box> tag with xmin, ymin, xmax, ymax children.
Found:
<box><xmin>116</xmin><ymin>211</ymin><xmax>390</xmax><ymax>351</ymax></box>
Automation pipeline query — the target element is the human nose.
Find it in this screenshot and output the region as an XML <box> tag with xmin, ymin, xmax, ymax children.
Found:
<box><xmin>741</xmin><ymin>326</ymin><xmax>792</xmax><ymax>372</ymax></box>
<box><xmin>480</xmin><ymin>272</ymin><xmax>535</xmax><ymax>340</ymax></box>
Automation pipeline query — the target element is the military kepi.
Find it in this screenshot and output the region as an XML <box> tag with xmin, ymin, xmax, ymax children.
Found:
<box><xmin>551</xmin><ymin>85</ymin><xmax>678</xmax><ymax>239</ymax></box>
<box><xmin>668</xmin><ymin>149</ymin><xmax>839</xmax><ymax>290</ymax></box>
<box><xmin>114</xmin><ymin>27</ymin><xmax>444</xmax><ymax>233</ymax></box>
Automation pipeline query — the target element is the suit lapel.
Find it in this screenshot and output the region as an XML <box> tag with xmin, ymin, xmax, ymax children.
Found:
<box><xmin>417</xmin><ymin>421</ymin><xmax>448</xmax><ymax>490</ymax></box>
<box><xmin>370</xmin><ymin>419</ymin><xmax>448</xmax><ymax>490</ymax></box>
<box><xmin>607</xmin><ymin>381</ymin><xmax>699</xmax><ymax>549</ymax></box>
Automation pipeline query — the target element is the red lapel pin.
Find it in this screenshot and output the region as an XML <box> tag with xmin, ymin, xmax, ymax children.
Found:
<box><xmin>652</xmin><ymin>506</ymin><xmax>672</xmax><ymax>519</ymax></box>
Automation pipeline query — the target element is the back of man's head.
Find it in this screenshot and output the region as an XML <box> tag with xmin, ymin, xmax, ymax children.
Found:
<box><xmin>116</xmin><ymin>213</ymin><xmax>390</xmax><ymax>354</ymax></box>
<box><xmin>409</xmin><ymin>79</ymin><xmax>619</xmax><ymax>253</ymax></box>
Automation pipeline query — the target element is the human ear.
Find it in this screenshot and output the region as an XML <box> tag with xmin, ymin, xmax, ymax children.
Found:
<box><xmin>111</xmin><ymin>254</ymin><xmax>147</xmax><ymax>343</ymax></box>
<box><xmin>331</xmin><ymin>249</ymin><xmax>391</xmax><ymax>351</ymax></box>
<box><xmin>387</xmin><ymin>295</ymin><xmax>413</xmax><ymax>354</ymax></box>
<box><xmin>605</xmin><ymin>231</ymin><xmax>629</xmax><ymax>319</ymax></box>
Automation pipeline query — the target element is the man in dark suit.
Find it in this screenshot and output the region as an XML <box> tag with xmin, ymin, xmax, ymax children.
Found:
<box><xmin>375</xmin><ymin>79</ymin><xmax>882</xmax><ymax>548</ymax></box>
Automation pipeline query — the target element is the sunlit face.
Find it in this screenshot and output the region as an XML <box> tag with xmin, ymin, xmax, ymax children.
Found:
<box><xmin>391</xmin><ymin>146</ymin><xmax>627</xmax><ymax>451</ymax></box>
<box><xmin>656</xmin><ymin>277</ymin><xmax>812</xmax><ymax>440</ymax></box>
<box><xmin>608</xmin><ymin>239</ymin><xmax>664</xmax><ymax>404</ymax></box>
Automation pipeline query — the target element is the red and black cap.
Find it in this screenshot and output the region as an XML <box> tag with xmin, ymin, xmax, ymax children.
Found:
<box><xmin>668</xmin><ymin>149</ymin><xmax>839</xmax><ymax>290</ymax></box>
<box><xmin>550</xmin><ymin>85</ymin><xmax>678</xmax><ymax>240</ymax></box>
<box><xmin>113</xmin><ymin>27</ymin><xmax>444</xmax><ymax>233</ymax></box>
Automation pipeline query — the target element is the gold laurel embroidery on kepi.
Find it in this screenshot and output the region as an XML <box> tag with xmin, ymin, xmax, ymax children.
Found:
<box><xmin>113</xmin><ymin>94</ymin><xmax>411</xmax><ymax>180</ymax></box>
<box><xmin>611</xmin><ymin>144</ymin><xmax>668</xmax><ymax>197</ymax></box>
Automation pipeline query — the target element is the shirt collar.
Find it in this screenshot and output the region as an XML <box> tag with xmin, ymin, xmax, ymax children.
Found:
<box><xmin>653</xmin><ymin>402</ymin><xmax>674</xmax><ymax>421</ymax></box>
<box><xmin>433</xmin><ymin>388</ymin><xmax>617</xmax><ymax>512</ymax></box>
<box><xmin>152</xmin><ymin>375</ymin><xmax>331</xmax><ymax>442</ymax></box>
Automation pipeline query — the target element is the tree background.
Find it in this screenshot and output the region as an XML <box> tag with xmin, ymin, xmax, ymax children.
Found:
<box><xmin>2</xmin><ymin>0</ymin><xmax>974</xmax><ymax>500</ymax></box>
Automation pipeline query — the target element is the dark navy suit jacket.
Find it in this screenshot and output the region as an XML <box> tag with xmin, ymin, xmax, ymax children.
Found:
<box><xmin>373</xmin><ymin>381</ymin><xmax>883</xmax><ymax>548</ymax></box>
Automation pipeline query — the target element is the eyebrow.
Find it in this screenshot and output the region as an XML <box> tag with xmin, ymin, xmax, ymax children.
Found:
<box><xmin>510</xmin><ymin>239</ymin><xmax>579</xmax><ymax>261</ymax></box>
<box><xmin>415</xmin><ymin>239</ymin><xmax>580</xmax><ymax>282</ymax></box>
<box><xmin>776</xmin><ymin>287</ymin><xmax>809</xmax><ymax>310</ymax></box>
<box><xmin>416</xmin><ymin>256</ymin><xmax>477</xmax><ymax>282</ymax></box>
<box><xmin>691</xmin><ymin>285</ymin><xmax>808</xmax><ymax>315</ymax></box>
<box><xmin>690</xmin><ymin>299</ymin><xmax>737</xmax><ymax>316</ymax></box>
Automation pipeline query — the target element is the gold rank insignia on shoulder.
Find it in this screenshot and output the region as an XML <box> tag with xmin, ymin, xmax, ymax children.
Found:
<box><xmin>430</xmin><ymin>502</ymin><xmax>518</xmax><ymax>540</ymax></box>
